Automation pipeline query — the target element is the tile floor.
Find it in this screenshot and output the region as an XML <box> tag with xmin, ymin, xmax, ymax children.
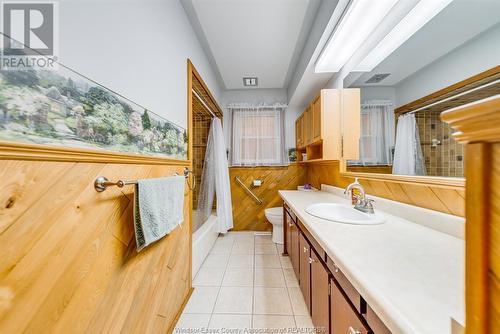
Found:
<box><xmin>174</xmin><ymin>232</ymin><xmax>315</xmax><ymax>333</ymax></box>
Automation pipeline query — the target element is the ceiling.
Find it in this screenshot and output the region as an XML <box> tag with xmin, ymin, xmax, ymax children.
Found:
<box><xmin>183</xmin><ymin>0</ymin><xmax>319</xmax><ymax>90</ymax></box>
<box><xmin>348</xmin><ymin>0</ymin><xmax>500</xmax><ymax>87</ymax></box>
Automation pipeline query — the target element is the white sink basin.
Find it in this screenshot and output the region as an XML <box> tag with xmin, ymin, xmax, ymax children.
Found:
<box><xmin>305</xmin><ymin>203</ymin><xmax>385</xmax><ymax>225</ymax></box>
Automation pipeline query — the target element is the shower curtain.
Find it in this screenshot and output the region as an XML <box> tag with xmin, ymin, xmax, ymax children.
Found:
<box><xmin>197</xmin><ymin>117</ymin><xmax>233</xmax><ymax>233</ymax></box>
<box><xmin>392</xmin><ymin>113</ymin><xmax>426</xmax><ymax>176</ymax></box>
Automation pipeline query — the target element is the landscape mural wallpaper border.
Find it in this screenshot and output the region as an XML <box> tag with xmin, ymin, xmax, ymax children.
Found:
<box><xmin>0</xmin><ymin>40</ymin><xmax>188</xmax><ymax>160</ymax></box>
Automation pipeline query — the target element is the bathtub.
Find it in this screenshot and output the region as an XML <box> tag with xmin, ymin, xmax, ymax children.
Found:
<box><xmin>192</xmin><ymin>212</ymin><xmax>219</xmax><ymax>277</ymax></box>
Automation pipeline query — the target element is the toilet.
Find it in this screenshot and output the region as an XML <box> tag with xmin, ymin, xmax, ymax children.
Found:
<box><xmin>265</xmin><ymin>207</ymin><xmax>284</xmax><ymax>244</ymax></box>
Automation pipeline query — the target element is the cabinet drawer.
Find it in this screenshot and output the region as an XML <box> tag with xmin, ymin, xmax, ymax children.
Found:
<box><xmin>331</xmin><ymin>279</ymin><xmax>370</xmax><ymax>334</ymax></box>
<box><xmin>297</xmin><ymin>220</ymin><xmax>326</xmax><ymax>262</ymax></box>
<box><xmin>327</xmin><ymin>256</ymin><xmax>362</xmax><ymax>313</ymax></box>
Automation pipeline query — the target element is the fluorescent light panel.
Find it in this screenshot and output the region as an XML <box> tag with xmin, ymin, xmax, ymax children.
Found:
<box><xmin>315</xmin><ymin>0</ymin><xmax>399</xmax><ymax>73</ymax></box>
<box><xmin>354</xmin><ymin>0</ymin><xmax>454</xmax><ymax>72</ymax></box>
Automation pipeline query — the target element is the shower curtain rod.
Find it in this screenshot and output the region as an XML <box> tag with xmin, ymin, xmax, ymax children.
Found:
<box><xmin>226</xmin><ymin>103</ymin><xmax>288</xmax><ymax>109</ymax></box>
<box><xmin>192</xmin><ymin>88</ymin><xmax>216</xmax><ymax>118</ymax></box>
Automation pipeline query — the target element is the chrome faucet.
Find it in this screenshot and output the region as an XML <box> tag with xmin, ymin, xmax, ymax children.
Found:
<box><xmin>344</xmin><ymin>178</ymin><xmax>375</xmax><ymax>214</ymax></box>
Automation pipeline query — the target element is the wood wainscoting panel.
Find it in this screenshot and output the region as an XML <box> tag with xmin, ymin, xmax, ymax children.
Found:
<box><xmin>306</xmin><ymin>160</ymin><xmax>465</xmax><ymax>217</ymax></box>
<box><xmin>0</xmin><ymin>160</ymin><xmax>191</xmax><ymax>333</ymax></box>
<box><xmin>229</xmin><ymin>164</ymin><xmax>307</xmax><ymax>231</ymax></box>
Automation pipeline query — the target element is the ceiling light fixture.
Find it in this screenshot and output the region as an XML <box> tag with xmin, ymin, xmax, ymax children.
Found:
<box><xmin>315</xmin><ymin>0</ymin><xmax>399</xmax><ymax>73</ymax></box>
<box><xmin>243</xmin><ymin>77</ymin><xmax>258</xmax><ymax>87</ymax></box>
<box><xmin>354</xmin><ymin>0</ymin><xmax>454</xmax><ymax>72</ymax></box>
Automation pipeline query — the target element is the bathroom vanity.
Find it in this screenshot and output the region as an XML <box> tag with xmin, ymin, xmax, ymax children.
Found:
<box><xmin>280</xmin><ymin>186</ymin><xmax>464</xmax><ymax>334</ymax></box>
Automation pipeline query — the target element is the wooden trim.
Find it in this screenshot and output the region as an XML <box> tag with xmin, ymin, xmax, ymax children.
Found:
<box><xmin>187</xmin><ymin>60</ymin><xmax>194</xmax><ymax>163</ymax></box>
<box><xmin>188</xmin><ymin>59</ymin><xmax>223</xmax><ymax>116</ymax></box>
<box><xmin>186</xmin><ymin>58</ymin><xmax>221</xmax><ymax>288</ymax></box>
<box><xmin>340</xmin><ymin>171</ymin><xmax>465</xmax><ymax>189</ymax></box>
<box><xmin>167</xmin><ymin>287</ymin><xmax>194</xmax><ymax>333</ymax></box>
<box><xmin>337</xmin><ymin>160</ymin><xmax>465</xmax><ymax>190</ymax></box>
<box><xmin>187</xmin><ymin>59</ymin><xmax>194</xmax><ymax>299</ymax></box>
<box><xmin>441</xmin><ymin>92</ymin><xmax>500</xmax><ymax>334</ymax></box>
<box><xmin>441</xmin><ymin>95</ymin><xmax>500</xmax><ymax>143</ymax></box>
<box><xmin>465</xmin><ymin>143</ymin><xmax>491</xmax><ymax>334</ymax></box>
<box><xmin>395</xmin><ymin>66</ymin><xmax>500</xmax><ymax>115</ymax></box>
<box><xmin>0</xmin><ymin>141</ymin><xmax>189</xmax><ymax>165</ymax></box>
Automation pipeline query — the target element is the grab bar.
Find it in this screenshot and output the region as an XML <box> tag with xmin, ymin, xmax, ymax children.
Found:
<box><xmin>235</xmin><ymin>176</ymin><xmax>263</xmax><ymax>205</ymax></box>
<box><xmin>94</xmin><ymin>167</ymin><xmax>194</xmax><ymax>192</ymax></box>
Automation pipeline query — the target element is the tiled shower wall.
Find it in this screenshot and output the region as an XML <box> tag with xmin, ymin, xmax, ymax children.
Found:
<box><xmin>193</xmin><ymin>113</ymin><xmax>212</xmax><ymax>209</ymax></box>
<box><xmin>415</xmin><ymin>110</ymin><xmax>464</xmax><ymax>177</ymax></box>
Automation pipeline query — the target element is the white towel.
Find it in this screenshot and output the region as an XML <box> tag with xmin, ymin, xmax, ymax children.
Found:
<box><xmin>134</xmin><ymin>175</ymin><xmax>185</xmax><ymax>252</ymax></box>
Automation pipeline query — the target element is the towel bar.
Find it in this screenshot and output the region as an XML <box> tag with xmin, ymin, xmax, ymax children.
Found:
<box><xmin>94</xmin><ymin>167</ymin><xmax>194</xmax><ymax>192</ymax></box>
<box><xmin>235</xmin><ymin>176</ymin><xmax>263</xmax><ymax>205</ymax></box>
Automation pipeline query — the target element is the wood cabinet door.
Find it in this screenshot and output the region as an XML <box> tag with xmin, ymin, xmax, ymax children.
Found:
<box><xmin>312</xmin><ymin>96</ymin><xmax>321</xmax><ymax>143</ymax></box>
<box><xmin>304</xmin><ymin>107</ymin><xmax>312</xmax><ymax>146</ymax></box>
<box><xmin>295</xmin><ymin>119</ymin><xmax>301</xmax><ymax>148</ymax></box>
<box><xmin>285</xmin><ymin>211</ymin><xmax>292</xmax><ymax>256</ymax></box>
<box><xmin>311</xmin><ymin>251</ymin><xmax>330</xmax><ymax>333</ymax></box>
<box><xmin>296</xmin><ymin>116</ymin><xmax>304</xmax><ymax>148</ymax></box>
<box><xmin>331</xmin><ymin>278</ymin><xmax>370</xmax><ymax>334</ymax></box>
<box><xmin>299</xmin><ymin>232</ymin><xmax>311</xmax><ymax>313</ymax></box>
<box><xmin>341</xmin><ymin>88</ymin><xmax>360</xmax><ymax>160</ymax></box>
<box><xmin>290</xmin><ymin>222</ymin><xmax>300</xmax><ymax>278</ymax></box>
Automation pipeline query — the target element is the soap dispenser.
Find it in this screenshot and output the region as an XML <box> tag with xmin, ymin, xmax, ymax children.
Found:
<box><xmin>349</xmin><ymin>178</ymin><xmax>361</xmax><ymax>205</ymax></box>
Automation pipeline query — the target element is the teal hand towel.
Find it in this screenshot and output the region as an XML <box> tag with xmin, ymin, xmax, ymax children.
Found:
<box><xmin>134</xmin><ymin>175</ymin><xmax>185</xmax><ymax>252</ymax></box>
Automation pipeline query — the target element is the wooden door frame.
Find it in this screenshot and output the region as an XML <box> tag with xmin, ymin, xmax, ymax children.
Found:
<box><xmin>171</xmin><ymin>60</ymin><xmax>224</xmax><ymax>331</ymax></box>
<box><xmin>185</xmin><ymin>59</ymin><xmax>223</xmax><ymax>268</ymax></box>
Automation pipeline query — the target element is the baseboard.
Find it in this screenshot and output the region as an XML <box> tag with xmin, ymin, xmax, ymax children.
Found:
<box><xmin>167</xmin><ymin>286</ymin><xmax>194</xmax><ymax>333</ymax></box>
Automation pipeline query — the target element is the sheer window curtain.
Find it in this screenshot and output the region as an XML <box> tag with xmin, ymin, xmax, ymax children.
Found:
<box><xmin>228</xmin><ymin>104</ymin><xmax>288</xmax><ymax>166</ymax></box>
<box><xmin>392</xmin><ymin>113</ymin><xmax>426</xmax><ymax>176</ymax></box>
<box><xmin>350</xmin><ymin>100</ymin><xmax>395</xmax><ymax>166</ymax></box>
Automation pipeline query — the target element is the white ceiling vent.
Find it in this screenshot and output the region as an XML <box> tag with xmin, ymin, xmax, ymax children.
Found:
<box><xmin>243</xmin><ymin>77</ymin><xmax>258</xmax><ymax>87</ymax></box>
<box><xmin>365</xmin><ymin>73</ymin><xmax>391</xmax><ymax>84</ymax></box>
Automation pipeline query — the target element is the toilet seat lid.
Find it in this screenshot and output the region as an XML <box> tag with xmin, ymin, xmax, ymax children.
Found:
<box><xmin>265</xmin><ymin>207</ymin><xmax>283</xmax><ymax>217</ymax></box>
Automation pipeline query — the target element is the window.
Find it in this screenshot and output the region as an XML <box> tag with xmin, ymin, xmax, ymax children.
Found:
<box><xmin>230</xmin><ymin>106</ymin><xmax>287</xmax><ymax>166</ymax></box>
<box><xmin>349</xmin><ymin>101</ymin><xmax>395</xmax><ymax>166</ymax></box>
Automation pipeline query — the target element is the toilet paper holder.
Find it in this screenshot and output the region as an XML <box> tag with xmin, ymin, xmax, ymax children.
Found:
<box><xmin>252</xmin><ymin>179</ymin><xmax>263</xmax><ymax>187</ymax></box>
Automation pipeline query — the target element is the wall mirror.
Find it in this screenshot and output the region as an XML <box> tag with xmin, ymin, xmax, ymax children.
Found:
<box><xmin>342</xmin><ymin>0</ymin><xmax>499</xmax><ymax>185</ymax></box>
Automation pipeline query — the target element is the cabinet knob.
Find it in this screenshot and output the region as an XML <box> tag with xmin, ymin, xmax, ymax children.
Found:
<box><xmin>288</xmin><ymin>223</ymin><xmax>293</xmax><ymax>227</ymax></box>
<box><xmin>333</xmin><ymin>264</ymin><xmax>339</xmax><ymax>273</ymax></box>
<box><xmin>348</xmin><ymin>327</ymin><xmax>361</xmax><ymax>334</ymax></box>
<box><xmin>303</xmin><ymin>246</ymin><xmax>308</xmax><ymax>253</ymax></box>
<box><xmin>308</xmin><ymin>257</ymin><xmax>316</xmax><ymax>264</ymax></box>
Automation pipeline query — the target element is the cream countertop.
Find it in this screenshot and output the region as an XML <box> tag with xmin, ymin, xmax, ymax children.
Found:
<box><xmin>279</xmin><ymin>186</ymin><xmax>464</xmax><ymax>334</ymax></box>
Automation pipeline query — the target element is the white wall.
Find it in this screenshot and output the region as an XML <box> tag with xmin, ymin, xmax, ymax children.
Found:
<box><xmin>395</xmin><ymin>23</ymin><xmax>500</xmax><ymax>107</ymax></box>
<box><xmin>58</xmin><ymin>0</ymin><xmax>221</xmax><ymax>128</ymax></box>
<box><xmin>359</xmin><ymin>86</ymin><xmax>396</xmax><ymax>105</ymax></box>
<box><xmin>221</xmin><ymin>89</ymin><xmax>287</xmax><ymax>106</ymax></box>
<box><xmin>220</xmin><ymin>88</ymin><xmax>297</xmax><ymax>149</ymax></box>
